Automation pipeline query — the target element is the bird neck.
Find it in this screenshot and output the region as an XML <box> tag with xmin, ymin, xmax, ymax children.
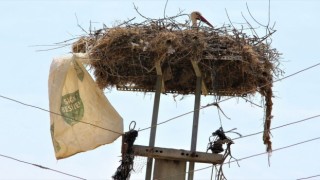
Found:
<box><xmin>191</xmin><ymin>19</ymin><xmax>198</xmax><ymax>28</ymax></box>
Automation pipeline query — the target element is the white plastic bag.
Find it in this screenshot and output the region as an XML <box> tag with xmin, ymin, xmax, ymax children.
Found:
<box><xmin>48</xmin><ymin>53</ymin><xmax>123</xmax><ymax>159</ymax></box>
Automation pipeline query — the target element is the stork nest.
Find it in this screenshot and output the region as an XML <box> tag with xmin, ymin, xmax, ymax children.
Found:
<box><xmin>71</xmin><ymin>16</ymin><xmax>282</xmax><ymax>152</ymax></box>
<box><xmin>72</xmin><ymin>22</ymin><xmax>280</xmax><ymax>96</ymax></box>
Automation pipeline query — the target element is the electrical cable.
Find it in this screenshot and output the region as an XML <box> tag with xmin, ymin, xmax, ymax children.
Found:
<box><xmin>232</xmin><ymin>114</ymin><xmax>320</xmax><ymax>141</ymax></box>
<box><xmin>156</xmin><ymin>136</ymin><xmax>320</xmax><ymax>180</ymax></box>
<box><xmin>0</xmin><ymin>61</ymin><xmax>318</xmax><ymax>180</ymax></box>
<box><xmin>297</xmin><ymin>174</ymin><xmax>320</xmax><ymax>180</ymax></box>
<box><xmin>138</xmin><ymin>105</ymin><xmax>208</xmax><ymax>132</ymax></box>
<box><xmin>0</xmin><ymin>154</ymin><xmax>86</xmax><ymax>180</ymax></box>
<box><xmin>0</xmin><ymin>95</ymin><xmax>123</xmax><ymax>135</ymax></box>
<box><xmin>217</xmin><ymin>62</ymin><xmax>320</xmax><ymax>105</ymax></box>
<box><xmin>230</xmin><ymin>136</ymin><xmax>320</xmax><ymax>163</ymax></box>
<box><xmin>0</xmin><ymin>62</ymin><xmax>319</xmax><ymax>135</ymax></box>
<box><xmin>138</xmin><ymin>62</ymin><xmax>320</xmax><ymax>132</ymax></box>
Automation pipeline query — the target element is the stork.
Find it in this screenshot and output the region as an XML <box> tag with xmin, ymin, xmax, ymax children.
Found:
<box><xmin>190</xmin><ymin>11</ymin><xmax>213</xmax><ymax>28</ymax></box>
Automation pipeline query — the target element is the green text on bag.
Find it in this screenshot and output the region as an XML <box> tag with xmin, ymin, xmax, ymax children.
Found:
<box><xmin>60</xmin><ymin>90</ymin><xmax>84</xmax><ymax>126</ymax></box>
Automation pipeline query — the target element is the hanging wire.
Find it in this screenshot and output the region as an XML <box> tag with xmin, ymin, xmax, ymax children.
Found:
<box><xmin>0</xmin><ymin>154</ymin><xmax>86</xmax><ymax>180</ymax></box>
<box><xmin>0</xmin><ymin>95</ymin><xmax>123</xmax><ymax>135</ymax></box>
<box><xmin>206</xmin><ymin>127</ymin><xmax>240</xmax><ymax>180</ymax></box>
<box><xmin>113</xmin><ymin>121</ymin><xmax>138</xmax><ymax>180</ymax></box>
<box><xmin>297</xmin><ymin>174</ymin><xmax>320</xmax><ymax>180</ymax></box>
<box><xmin>138</xmin><ymin>62</ymin><xmax>320</xmax><ymax>132</ymax></box>
<box><xmin>0</xmin><ymin>80</ymin><xmax>320</xmax><ymax>179</ymax></box>
<box><xmin>232</xmin><ymin>114</ymin><xmax>320</xmax><ymax>141</ymax></box>
<box><xmin>129</xmin><ymin>120</ymin><xmax>136</xmax><ymax>130</ymax></box>
<box><xmin>156</xmin><ymin>136</ymin><xmax>320</xmax><ymax>180</ymax></box>
<box><xmin>0</xmin><ymin>62</ymin><xmax>319</xmax><ymax>135</ymax></box>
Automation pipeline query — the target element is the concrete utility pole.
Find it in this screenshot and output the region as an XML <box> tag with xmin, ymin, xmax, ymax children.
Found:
<box><xmin>145</xmin><ymin>73</ymin><xmax>163</xmax><ymax>179</ymax></box>
<box><xmin>188</xmin><ymin>61</ymin><xmax>203</xmax><ymax>180</ymax></box>
<box><xmin>133</xmin><ymin>145</ymin><xmax>223</xmax><ymax>179</ymax></box>
<box><xmin>131</xmin><ymin>61</ymin><xmax>222</xmax><ymax>180</ymax></box>
<box><xmin>145</xmin><ymin>62</ymin><xmax>165</xmax><ymax>180</ymax></box>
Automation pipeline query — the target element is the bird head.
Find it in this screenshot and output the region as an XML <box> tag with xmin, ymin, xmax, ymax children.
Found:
<box><xmin>190</xmin><ymin>11</ymin><xmax>213</xmax><ymax>28</ymax></box>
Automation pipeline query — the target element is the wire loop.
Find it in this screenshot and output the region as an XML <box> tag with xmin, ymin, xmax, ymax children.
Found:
<box><xmin>129</xmin><ymin>121</ymin><xmax>136</xmax><ymax>130</ymax></box>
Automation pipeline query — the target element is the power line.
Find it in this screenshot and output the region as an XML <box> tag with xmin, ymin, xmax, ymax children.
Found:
<box><xmin>1</xmin><ymin>62</ymin><xmax>319</xmax><ymax>135</ymax></box>
<box><xmin>217</xmin><ymin>62</ymin><xmax>320</xmax><ymax>105</ymax></box>
<box><xmin>232</xmin><ymin>114</ymin><xmax>320</xmax><ymax>141</ymax></box>
<box><xmin>138</xmin><ymin>62</ymin><xmax>320</xmax><ymax>132</ymax></box>
<box><xmin>297</xmin><ymin>174</ymin><xmax>320</xmax><ymax>180</ymax></box>
<box><xmin>138</xmin><ymin>103</ymin><xmax>213</xmax><ymax>132</ymax></box>
<box><xmin>156</xmin><ymin>136</ymin><xmax>320</xmax><ymax>180</ymax></box>
<box><xmin>0</xmin><ymin>95</ymin><xmax>123</xmax><ymax>135</ymax></box>
<box><xmin>274</xmin><ymin>62</ymin><xmax>320</xmax><ymax>83</ymax></box>
<box><xmin>0</xmin><ymin>63</ymin><xmax>318</xmax><ymax>180</ymax></box>
<box><xmin>232</xmin><ymin>136</ymin><xmax>320</xmax><ymax>163</ymax></box>
<box><xmin>0</xmin><ymin>154</ymin><xmax>86</xmax><ymax>180</ymax></box>
<box><xmin>1</xmin><ymin>105</ymin><xmax>317</xmax><ymax>180</ymax></box>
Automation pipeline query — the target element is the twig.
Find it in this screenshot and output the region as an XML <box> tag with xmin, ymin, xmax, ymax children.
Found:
<box><xmin>133</xmin><ymin>3</ymin><xmax>152</xmax><ymax>21</ymax></box>
<box><xmin>241</xmin><ymin>12</ymin><xmax>259</xmax><ymax>39</ymax></box>
<box><xmin>115</xmin><ymin>17</ymin><xmax>137</xmax><ymax>27</ymax></box>
<box><xmin>254</xmin><ymin>30</ymin><xmax>276</xmax><ymax>45</ymax></box>
<box><xmin>163</xmin><ymin>0</ymin><xmax>169</xmax><ymax>19</ymax></box>
<box><xmin>54</xmin><ymin>37</ymin><xmax>85</xmax><ymax>44</ymax></box>
<box><xmin>226</xmin><ymin>142</ymin><xmax>240</xmax><ymax>168</ymax></box>
<box><xmin>267</xmin><ymin>0</ymin><xmax>271</xmax><ymax>27</ymax></box>
<box><xmin>224</xmin><ymin>9</ymin><xmax>237</xmax><ymax>30</ymax></box>
<box><xmin>246</xmin><ymin>2</ymin><xmax>267</xmax><ymax>27</ymax></box>
<box><xmin>204</xmin><ymin>102</ymin><xmax>231</xmax><ymax>120</ymax></box>
<box><xmin>35</xmin><ymin>44</ymin><xmax>71</xmax><ymax>52</ymax></box>
<box><xmin>241</xmin><ymin>97</ymin><xmax>263</xmax><ymax>108</ymax></box>
<box><xmin>75</xmin><ymin>13</ymin><xmax>88</xmax><ymax>34</ymax></box>
<box><xmin>216</xmin><ymin>103</ymin><xmax>231</xmax><ymax>120</ymax></box>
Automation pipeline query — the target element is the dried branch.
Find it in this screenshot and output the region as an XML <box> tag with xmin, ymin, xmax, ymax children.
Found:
<box><xmin>133</xmin><ymin>3</ymin><xmax>152</xmax><ymax>21</ymax></box>
<box><xmin>224</xmin><ymin>9</ymin><xmax>237</xmax><ymax>30</ymax></box>
<box><xmin>216</xmin><ymin>103</ymin><xmax>231</xmax><ymax>120</ymax></box>
<box><xmin>241</xmin><ymin>97</ymin><xmax>263</xmax><ymax>108</ymax></box>
<box><xmin>35</xmin><ymin>44</ymin><xmax>71</xmax><ymax>52</ymax></box>
<box><xmin>75</xmin><ymin>13</ymin><xmax>88</xmax><ymax>34</ymax></box>
<box><xmin>246</xmin><ymin>2</ymin><xmax>267</xmax><ymax>27</ymax></box>
<box><xmin>254</xmin><ymin>30</ymin><xmax>276</xmax><ymax>45</ymax></box>
<box><xmin>241</xmin><ymin>12</ymin><xmax>259</xmax><ymax>39</ymax></box>
<box><xmin>115</xmin><ymin>17</ymin><xmax>137</xmax><ymax>28</ymax></box>
<box><xmin>163</xmin><ymin>0</ymin><xmax>169</xmax><ymax>19</ymax></box>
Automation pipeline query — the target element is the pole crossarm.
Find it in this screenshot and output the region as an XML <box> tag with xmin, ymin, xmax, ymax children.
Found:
<box><xmin>133</xmin><ymin>145</ymin><xmax>224</xmax><ymax>164</ymax></box>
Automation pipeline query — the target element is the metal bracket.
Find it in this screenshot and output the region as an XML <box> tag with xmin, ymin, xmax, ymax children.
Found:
<box><xmin>155</xmin><ymin>60</ymin><xmax>165</xmax><ymax>93</ymax></box>
<box><xmin>145</xmin><ymin>65</ymin><xmax>163</xmax><ymax>180</ymax></box>
<box><xmin>133</xmin><ymin>145</ymin><xmax>224</xmax><ymax>164</ymax></box>
<box><xmin>191</xmin><ymin>60</ymin><xmax>208</xmax><ymax>95</ymax></box>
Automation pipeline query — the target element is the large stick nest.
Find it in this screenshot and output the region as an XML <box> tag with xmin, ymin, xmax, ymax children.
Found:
<box><xmin>71</xmin><ymin>14</ymin><xmax>282</xmax><ymax>152</ymax></box>
<box><xmin>72</xmin><ymin>19</ymin><xmax>280</xmax><ymax>97</ymax></box>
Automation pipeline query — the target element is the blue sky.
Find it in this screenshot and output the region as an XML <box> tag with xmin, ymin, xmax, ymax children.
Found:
<box><xmin>1</xmin><ymin>0</ymin><xmax>320</xmax><ymax>179</ymax></box>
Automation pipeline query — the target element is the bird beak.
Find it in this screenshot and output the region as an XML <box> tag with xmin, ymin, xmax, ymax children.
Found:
<box><xmin>198</xmin><ymin>14</ymin><xmax>213</xmax><ymax>28</ymax></box>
